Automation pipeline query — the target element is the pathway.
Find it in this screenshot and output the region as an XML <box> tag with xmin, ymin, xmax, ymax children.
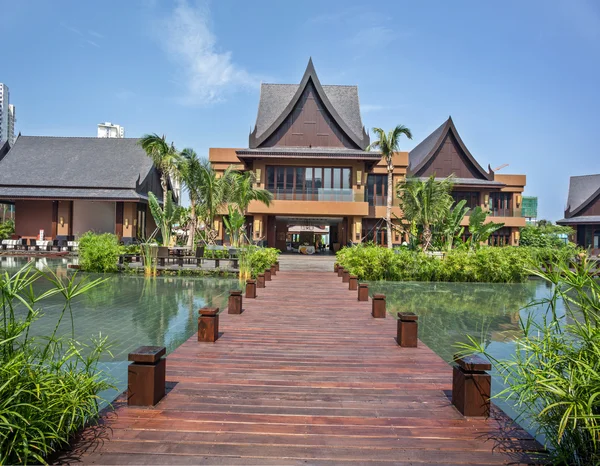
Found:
<box><xmin>61</xmin><ymin>270</ymin><xmax>542</xmax><ymax>465</ymax></box>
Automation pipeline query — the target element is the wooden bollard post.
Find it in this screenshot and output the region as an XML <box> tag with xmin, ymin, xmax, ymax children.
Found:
<box><xmin>270</xmin><ymin>264</ymin><xmax>277</xmax><ymax>276</ymax></box>
<box><xmin>264</xmin><ymin>268</ymin><xmax>272</xmax><ymax>281</ymax></box>
<box><xmin>348</xmin><ymin>275</ymin><xmax>358</xmax><ymax>290</ymax></box>
<box><xmin>275</xmin><ymin>261</ymin><xmax>280</xmax><ymax>271</ymax></box>
<box><xmin>452</xmin><ymin>355</ymin><xmax>492</xmax><ymax>417</ymax></box>
<box><xmin>342</xmin><ymin>269</ymin><xmax>350</xmax><ymax>283</ymax></box>
<box><xmin>257</xmin><ymin>273</ymin><xmax>265</xmax><ymax>288</ymax></box>
<box><xmin>228</xmin><ymin>290</ymin><xmax>242</xmax><ymax>314</ymax></box>
<box><xmin>397</xmin><ymin>312</ymin><xmax>418</xmax><ymax>347</ymax></box>
<box><xmin>372</xmin><ymin>294</ymin><xmax>386</xmax><ymax>318</ymax></box>
<box><xmin>337</xmin><ymin>267</ymin><xmax>344</xmax><ymax>278</ymax></box>
<box><xmin>198</xmin><ymin>308</ymin><xmax>219</xmax><ymax>342</ymax></box>
<box><xmin>127</xmin><ymin>346</ymin><xmax>166</xmax><ymax>406</ymax></box>
<box><xmin>246</xmin><ymin>279</ymin><xmax>256</xmax><ymax>299</ymax></box>
<box><xmin>358</xmin><ymin>283</ymin><xmax>369</xmax><ymax>301</ymax></box>
<box><xmin>334</xmin><ymin>263</ymin><xmax>339</xmax><ymax>273</ymax></box>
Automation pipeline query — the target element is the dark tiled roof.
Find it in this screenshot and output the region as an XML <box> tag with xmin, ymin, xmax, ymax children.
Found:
<box><xmin>250</xmin><ymin>59</ymin><xmax>369</xmax><ymax>150</ymax></box>
<box><xmin>255</xmin><ymin>84</ymin><xmax>364</xmax><ymax>143</ymax></box>
<box><xmin>0</xmin><ymin>187</ymin><xmax>145</xmax><ymax>201</ymax></box>
<box><xmin>408</xmin><ymin>120</ymin><xmax>447</xmax><ymax>172</ymax></box>
<box><xmin>565</xmin><ymin>174</ymin><xmax>600</xmax><ymax>217</ymax></box>
<box><xmin>557</xmin><ymin>215</ymin><xmax>600</xmax><ymax>225</ymax></box>
<box><xmin>0</xmin><ymin>136</ymin><xmax>156</xmax><ymax>189</ymax></box>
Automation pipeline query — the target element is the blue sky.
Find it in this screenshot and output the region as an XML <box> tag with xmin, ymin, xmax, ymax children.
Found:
<box><xmin>3</xmin><ymin>0</ymin><xmax>599</xmax><ymax>220</ymax></box>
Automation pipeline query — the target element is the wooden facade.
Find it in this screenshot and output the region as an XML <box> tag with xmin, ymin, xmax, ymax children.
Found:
<box><xmin>210</xmin><ymin>60</ymin><xmax>527</xmax><ymax>250</ymax></box>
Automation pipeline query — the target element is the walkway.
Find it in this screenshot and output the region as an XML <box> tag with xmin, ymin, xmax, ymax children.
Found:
<box><xmin>62</xmin><ymin>270</ymin><xmax>542</xmax><ymax>465</ymax></box>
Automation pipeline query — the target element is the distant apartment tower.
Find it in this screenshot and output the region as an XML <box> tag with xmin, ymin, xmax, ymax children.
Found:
<box><xmin>0</xmin><ymin>83</ymin><xmax>16</xmax><ymax>145</ymax></box>
<box><xmin>97</xmin><ymin>122</ymin><xmax>125</xmax><ymax>138</ymax></box>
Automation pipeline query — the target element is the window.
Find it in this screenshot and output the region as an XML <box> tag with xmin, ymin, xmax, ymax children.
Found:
<box><xmin>365</xmin><ymin>175</ymin><xmax>387</xmax><ymax>206</ymax></box>
<box><xmin>452</xmin><ymin>191</ymin><xmax>479</xmax><ymax>210</ymax></box>
<box><xmin>489</xmin><ymin>193</ymin><xmax>513</xmax><ymax>217</ymax></box>
<box><xmin>265</xmin><ymin>165</ymin><xmax>353</xmax><ymax>201</ymax></box>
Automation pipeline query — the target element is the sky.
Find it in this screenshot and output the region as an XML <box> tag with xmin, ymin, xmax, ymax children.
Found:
<box><xmin>2</xmin><ymin>0</ymin><xmax>599</xmax><ymax>220</ymax></box>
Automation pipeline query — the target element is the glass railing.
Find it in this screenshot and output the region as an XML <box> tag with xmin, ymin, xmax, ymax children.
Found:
<box><xmin>269</xmin><ymin>188</ymin><xmax>354</xmax><ymax>202</ymax></box>
<box><xmin>490</xmin><ymin>208</ymin><xmax>522</xmax><ymax>218</ymax></box>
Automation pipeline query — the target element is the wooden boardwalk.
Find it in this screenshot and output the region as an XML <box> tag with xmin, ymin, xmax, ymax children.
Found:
<box><xmin>62</xmin><ymin>270</ymin><xmax>543</xmax><ymax>465</ymax></box>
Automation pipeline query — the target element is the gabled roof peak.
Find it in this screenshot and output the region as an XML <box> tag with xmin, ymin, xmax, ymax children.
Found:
<box><xmin>249</xmin><ymin>59</ymin><xmax>370</xmax><ymax>150</ymax></box>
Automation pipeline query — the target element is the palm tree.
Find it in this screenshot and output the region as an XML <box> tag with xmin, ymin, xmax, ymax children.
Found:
<box><xmin>138</xmin><ymin>133</ymin><xmax>181</xmax><ymax>207</ymax></box>
<box><xmin>397</xmin><ymin>175</ymin><xmax>454</xmax><ymax>251</ymax></box>
<box><xmin>179</xmin><ymin>148</ymin><xmax>202</xmax><ymax>248</ymax></box>
<box><xmin>231</xmin><ymin>171</ymin><xmax>273</xmax><ymax>213</ymax></box>
<box><xmin>368</xmin><ymin>125</ymin><xmax>413</xmax><ymax>248</ymax></box>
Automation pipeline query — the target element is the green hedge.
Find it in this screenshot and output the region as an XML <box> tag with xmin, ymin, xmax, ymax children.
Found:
<box><xmin>244</xmin><ymin>247</ymin><xmax>280</xmax><ymax>278</ymax></box>
<box><xmin>78</xmin><ymin>232</ymin><xmax>121</xmax><ymax>273</ymax></box>
<box><xmin>335</xmin><ymin>244</ymin><xmax>580</xmax><ymax>283</ymax></box>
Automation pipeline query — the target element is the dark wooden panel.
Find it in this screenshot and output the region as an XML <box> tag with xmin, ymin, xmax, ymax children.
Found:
<box><xmin>418</xmin><ymin>133</ymin><xmax>486</xmax><ymax>179</ymax></box>
<box><xmin>261</xmin><ymin>82</ymin><xmax>358</xmax><ymax>149</ymax></box>
<box><xmin>578</xmin><ymin>192</ymin><xmax>600</xmax><ymax>216</ymax></box>
<box><xmin>115</xmin><ymin>202</ymin><xmax>124</xmax><ymax>239</ymax></box>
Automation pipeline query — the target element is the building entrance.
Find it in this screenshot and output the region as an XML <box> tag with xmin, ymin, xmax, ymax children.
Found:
<box><xmin>267</xmin><ymin>216</ymin><xmax>348</xmax><ymax>254</ymax></box>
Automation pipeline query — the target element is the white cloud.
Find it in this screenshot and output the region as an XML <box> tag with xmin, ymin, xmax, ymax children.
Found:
<box><xmin>86</xmin><ymin>39</ymin><xmax>100</xmax><ymax>48</ymax></box>
<box><xmin>88</xmin><ymin>30</ymin><xmax>104</xmax><ymax>39</ymax></box>
<box><xmin>157</xmin><ymin>0</ymin><xmax>257</xmax><ymax>106</ymax></box>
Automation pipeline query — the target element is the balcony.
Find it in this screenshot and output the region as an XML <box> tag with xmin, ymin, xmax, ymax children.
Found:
<box><xmin>268</xmin><ymin>188</ymin><xmax>354</xmax><ymax>202</ymax></box>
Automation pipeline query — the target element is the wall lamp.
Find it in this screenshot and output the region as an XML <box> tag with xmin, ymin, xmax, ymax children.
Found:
<box><xmin>125</xmin><ymin>218</ymin><xmax>129</xmax><ymax>228</ymax></box>
<box><xmin>59</xmin><ymin>216</ymin><xmax>64</xmax><ymax>227</ymax></box>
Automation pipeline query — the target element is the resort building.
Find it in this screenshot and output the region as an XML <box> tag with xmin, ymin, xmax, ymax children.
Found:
<box><xmin>97</xmin><ymin>121</ymin><xmax>125</xmax><ymax>138</ymax></box>
<box><xmin>209</xmin><ymin>59</ymin><xmax>526</xmax><ymax>251</ymax></box>
<box><xmin>0</xmin><ymin>136</ymin><xmax>166</xmax><ymax>243</ymax></box>
<box><xmin>557</xmin><ymin>174</ymin><xmax>600</xmax><ymax>253</ymax></box>
<box><xmin>0</xmin><ymin>83</ymin><xmax>17</xmax><ymax>145</ymax></box>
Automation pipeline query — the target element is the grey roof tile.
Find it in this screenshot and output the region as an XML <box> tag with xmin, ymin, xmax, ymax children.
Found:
<box><xmin>0</xmin><ymin>136</ymin><xmax>155</xmax><ymax>190</ymax></box>
<box><xmin>0</xmin><ymin>187</ymin><xmax>144</xmax><ymax>200</ymax></box>
<box><xmin>557</xmin><ymin>215</ymin><xmax>600</xmax><ymax>224</ymax></box>
<box><xmin>565</xmin><ymin>174</ymin><xmax>600</xmax><ymax>216</ymax></box>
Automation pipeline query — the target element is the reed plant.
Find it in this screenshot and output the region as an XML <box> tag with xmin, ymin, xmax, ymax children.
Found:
<box><xmin>457</xmin><ymin>257</ymin><xmax>600</xmax><ymax>464</ymax></box>
<box><xmin>0</xmin><ymin>263</ymin><xmax>112</xmax><ymax>464</ymax></box>
<box><xmin>140</xmin><ymin>242</ymin><xmax>158</xmax><ymax>277</ymax></box>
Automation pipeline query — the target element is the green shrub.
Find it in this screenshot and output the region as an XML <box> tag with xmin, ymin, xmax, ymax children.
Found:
<box><xmin>336</xmin><ymin>244</ymin><xmax>577</xmax><ymax>283</ymax></box>
<box><xmin>519</xmin><ymin>224</ymin><xmax>574</xmax><ymax>249</ymax></box>
<box><xmin>458</xmin><ymin>257</ymin><xmax>600</xmax><ymax>464</ymax></box>
<box><xmin>0</xmin><ymin>219</ymin><xmax>14</xmax><ymax>240</ymax></box>
<box><xmin>119</xmin><ymin>243</ymin><xmax>140</xmax><ymax>255</ymax></box>
<box><xmin>0</xmin><ymin>264</ymin><xmax>111</xmax><ymax>464</ymax></box>
<box><xmin>242</xmin><ymin>246</ymin><xmax>279</xmax><ymax>278</ymax></box>
<box><xmin>78</xmin><ymin>232</ymin><xmax>121</xmax><ymax>273</ymax></box>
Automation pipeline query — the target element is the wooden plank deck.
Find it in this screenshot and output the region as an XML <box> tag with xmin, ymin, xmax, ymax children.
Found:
<box><xmin>61</xmin><ymin>270</ymin><xmax>543</xmax><ymax>465</ymax></box>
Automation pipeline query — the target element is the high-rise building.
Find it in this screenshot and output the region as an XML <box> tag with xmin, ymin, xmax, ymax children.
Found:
<box><xmin>97</xmin><ymin>122</ymin><xmax>125</xmax><ymax>138</ymax></box>
<box><xmin>0</xmin><ymin>83</ymin><xmax>16</xmax><ymax>145</ymax></box>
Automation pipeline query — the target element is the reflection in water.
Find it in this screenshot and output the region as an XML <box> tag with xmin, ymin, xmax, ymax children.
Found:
<box><xmin>0</xmin><ymin>256</ymin><xmax>237</xmax><ymax>401</ymax></box>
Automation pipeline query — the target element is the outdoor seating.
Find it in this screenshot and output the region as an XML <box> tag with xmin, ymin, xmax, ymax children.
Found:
<box><xmin>195</xmin><ymin>246</ymin><xmax>205</xmax><ymax>266</ymax></box>
<box><xmin>157</xmin><ymin>246</ymin><xmax>169</xmax><ymax>266</ymax></box>
<box><xmin>67</xmin><ymin>241</ymin><xmax>79</xmax><ymax>252</ymax></box>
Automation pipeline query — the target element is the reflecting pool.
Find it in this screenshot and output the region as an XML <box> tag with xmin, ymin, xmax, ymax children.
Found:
<box><xmin>0</xmin><ymin>256</ymin><xmax>238</xmax><ymax>402</ymax></box>
<box><xmin>369</xmin><ymin>279</ymin><xmax>560</xmax><ymax>439</ymax></box>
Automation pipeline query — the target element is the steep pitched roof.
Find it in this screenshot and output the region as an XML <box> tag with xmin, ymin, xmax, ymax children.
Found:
<box><xmin>564</xmin><ymin>174</ymin><xmax>600</xmax><ymax>218</ymax></box>
<box><xmin>249</xmin><ymin>58</ymin><xmax>369</xmax><ymax>150</ymax></box>
<box><xmin>0</xmin><ymin>136</ymin><xmax>156</xmax><ymax>190</ymax></box>
<box><xmin>408</xmin><ymin>117</ymin><xmax>493</xmax><ymax>180</ymax></box>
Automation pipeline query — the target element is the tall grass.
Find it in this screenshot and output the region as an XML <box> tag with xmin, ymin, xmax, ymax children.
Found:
<box><xmin>0</xmin><ymin>263</ymin><xmax>112</xmax><ymax>464</ymax></box>
<box><xmin>457</xmin><ymin>257</ymin><xmax>600</xmax><ymax>464</ymax></box>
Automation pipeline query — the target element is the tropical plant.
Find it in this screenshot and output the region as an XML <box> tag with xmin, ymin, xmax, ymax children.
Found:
<box><xmin>78</xmin><ymin>232</ymin><xmax>121</xmax><ymax>273</ymax></box>
<box><xmin>368</xmin><ymin>125</ymin><xmax>413</xmax><ymax>249</ymax></box>
<box><xmin>231</xmin><ymin>171</ymin><xmax>273</xmax><ymax>214</ymax></box>
<box><xmin>222</xmin><ymin>205</ymin><xmax>246</xmax><ymax>248</ymax></box>
<box><xmin>179</xmin><ymin>148</ymin><xmax>203</xmax><ymax>248</ymax></box>
<box><xmin>140</xmin><ymin>242</ymin><xmax>158</xmax><ymax>277</ymax></box>
<box><xmin>397</xmin><ymin>175</ymin><xmax>455</xmax><ymax>251</ymax></box>
<box><xmin>456</xmin><ymin>257</ymin><xmax>600</xmax><ymax>465</ymax></box>
<box><xmin>148</xmin><ymin>190</ymin><xmax>181</xmax><ymax>247</ymax></box>
<box><xmin>138</xmin><ymin>133</ymin><xmax>181</xmax><ymax>207</ymax></box>
<box><xmin>0</xmin><ymin>219</ymin><xmax>14</xmax><ymax>240</ymax></box>
<box><xmin>0</xmin><ymin>263</ymin><xmax>111</xmax><ymax>464</ymax></box>
<box><xmin>467</xmin><ymin>206</ymin><xmax>504</xmax><ymax>250</ymax></box>
<box><xmin>519</xmin><ymin>223</ymin><xmax>574</xmax><ymax>248</ymax></box>
<box><xmin>441</xmin><ymin>199</ymin><xmax>469</xmax><ymax>251</ymax></box>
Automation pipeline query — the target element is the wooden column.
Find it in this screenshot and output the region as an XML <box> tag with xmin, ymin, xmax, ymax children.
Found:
<box><xmin>342</xmin><ymin>269</ymin><xmax>350</xmax><ymax>283</ymax></box>
<box><xmin>228</xmin><ymin>291</ymin><xmax>242</xmax><ymax>314</ymax></box>
<box><xmin>246</xmin><ymin>279</ymin><xmax>256</xmax><ymax>299</ymax></box>
<box><xmin>348</xmin><ymin>275</ymin><xmax>358</xmax><ymax>290</ymax></box>
<box><xmin>127</xmin><ymin>346</ymin><xmax>166</xmax><ymax>406</ymax></box>
<box><xmin>358</xmin><ymin>283</ymin><xmax>368</xmax><ymax>301</ymax></box>
<box><xmin>397</xmin><ymin>312</ymin><xmax>418</xmax><ymax>347</ymax></box>
<box><xmin>371</xmin><ymin>294</ymin><xmax>386</xmax><ymax>318</ymax></box>
<box><xmin>198</xmin><ymin>308</ymin><xmax>219</xmax><ymax>342</ymax></box>
<box><xmin>257</xmin><ymin>273</ymin><xmax>265</xmax><ymax>288</ymax></box>
<box><xmin>452</xmin><ymin>355</ymin><xmax>491</xmax><ymax>417</ymax></box>
<box><xmin>264</xmin><ymin>269</ymin><xmax>271</xmax><ymax>281</ymax></box>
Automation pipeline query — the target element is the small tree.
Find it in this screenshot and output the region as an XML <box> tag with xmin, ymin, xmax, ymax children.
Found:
<box><xmin>368</xmin><ymin>125</ymin><xmax>413</xmax><ymax>248</ymax></box>
<box><xmin>148</xmin><ymin>191</ymin><xmax>181</xmax><ymax>247</ymax></box>
<box><xmin>138</xmin><ymin>134</ymin><xmax>181</xmax><ymax>207</ymax></box>
<box><xmin>442</xmin><ymin>199</ymin><xmax>469</xmax><ymax>251</ymax></box>
<box><xmin>467</xmin><ymin>206</ymin><xmax>504</xmax><ymax>249</ymax></box>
